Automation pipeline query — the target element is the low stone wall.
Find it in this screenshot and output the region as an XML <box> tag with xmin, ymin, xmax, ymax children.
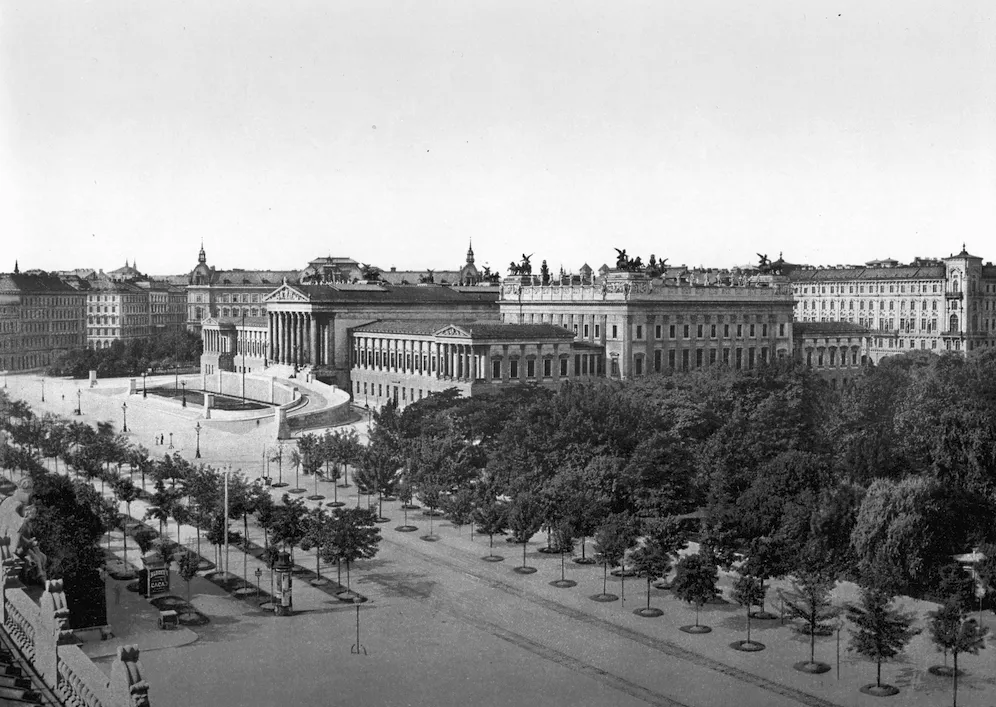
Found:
<box><xmin>199</xmin><ymin>371</ymin><xmax>298</xmax><ymax>405</ymax></box>
<box><xmin>0</xmin><ymin>567</ymin><xmax>150</xmax><ymax>706</ymax></box>
<box><xmin>285</xmin><ymin>383</ymin><xmax>353</xmax><ymax>432</ymax></box>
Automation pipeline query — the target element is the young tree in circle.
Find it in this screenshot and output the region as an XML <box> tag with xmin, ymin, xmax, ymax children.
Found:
<box><xmin>592</xmin><ymin>513</ymin><xmax>638</xmax><ymax>602</ymax></box>
<box><xmin>442</xmin><ymin>488</ymin><xmax>475</xmax><ymax>536</ymax></box>
<box><xmin>507</xmin><ymin>491</ymin><xmax>545</xmax><ymax>572</ymax></box>
<box><xmin>300</xmin><ymin>505</ymin><xmax>329</xmax><ymax>584</ymax></box>
<box><xmin>846</xmin><ymin>588</ymin><xmax>920</xmax><ymax>696</ymax></box>
<box><xmin>731</xmin><ymin>573</ymin><xmax>766</xmax><ymax>649</ymax></box>
<box><xmin>780</xmin><ymin>568</ymin><xmax>839</xmax><ymax>672</ymax></box>
<box><xmin>322</xmin><ymin>506</ymin><xmax>381</xmax><ymax>594</ymax></box>
<box><xmin>353</xmin><ymin>445</ymin><xmax>398</xmax><ymax>521</ymax></box>
<box><xmin>418</xmin><ymin>480</ymin><xmax>446</xmax><ymax>539</ymax></box>
<box><xmin>177</xmin><ymin>551</ymin><xmax>199</xmax><ymax>602</ymax></box>
<box><xmin>671</xmin><ymin>552</ymin><xmax>719</xmax><ymax>632</ymax></box>
<box><xmin>473</xmin><ymin>496</ymin><xmax>507</xmax><ymax>561</ymax></box>
<box><xmin>629</xmin><ymin>539</ymin><xmax>671</xmax><ymax>616</ymax></box>
<box><xmin>929</xmin><ymin>600</ymin><xmax>988</xmax><ymax>707</ymax></box>
<box><xmin>110</xmin><ymin>476</ymin><xmax>141</xmax><ymax>573</ymax></box>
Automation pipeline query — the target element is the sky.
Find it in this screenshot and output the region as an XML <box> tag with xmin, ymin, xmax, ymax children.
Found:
<box><xmin>2</xmin><ymin>1</ymin><xmax>994</xmax><ymax>276</ymax></box>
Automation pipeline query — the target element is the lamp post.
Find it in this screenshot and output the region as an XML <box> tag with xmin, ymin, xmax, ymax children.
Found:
<box><xmin>181</xmin><ymin>380</ymin><xmax>187</xmax><ymax>407</ymax></box>
<box><xmin>241</xmin><ymin>310</ymin><xmax>247</xmax><ymax>405</ymax></box>
<box><xmin>121</xmin><ymin>402</ymin><xmax>128</xmax><ymax>433</ymax></box>
<box><xmin>255</xmin><ymin>567</ymin><xmax>262</xmax><ymax>603</ymax></box>
<box><xmin>832</xmin><ymin>616</ymin><xmax>843</xmax><ymax>680</ymax></box>
<box><xmin>174</xmin><ymin>364</ymin><xmax>179</xmax><ymax>393</ymax></box>
<box><xmin>142</xmin><ymin>371</ymin><xmax>148</xmax><ymax>398</ymax></box>
<box><xmin>38</xmin><ymin>378</ymin><xmax>44</xmax><ymax>403</ymax></box>
<box><xmin>195</xmin><ymin>422</ymin><xmax>202</xmax><ymax>459</ymax></box>
<box><xmin>75</xmin><ymin>388</ymin><xmax>82</xmax><ymax>416</ymax></box>
<box><xmin>168</xmin><ymin>432</ymin><xmax>174</xmax><ymax>449</ymax></box>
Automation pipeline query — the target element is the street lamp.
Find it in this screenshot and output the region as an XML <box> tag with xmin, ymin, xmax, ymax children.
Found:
<box><xmin>75</xmin><ymin>388</ymin><xmax>82</xmax><ymax>416</ymax></box>
<box><xmin>181</xmin><ymin>380</ymin><xmax>187</xmax><ymax>407</ymax></box>
<box><xmin>168</xmin><ymin>432</ymin><xmax>174</xmax><ymax>449</ymax></box>
<box><xmin>195</xmin><ymin>422</ymin><xmax>202</xmax><ymax>459</ymax></box>
<box><xmin>38</xmin><ymin>378</ymin><xmax>45</xmax><ymax>403</ymax></box>
<box><xmin>142</xmin><ymin>371</ymin><xmax>148</xmax><ymax>398</ymax></box>
<box><xmin>255</xmin><ymin>567</ymin><xmax>263</xmax><ymax>603</ymax></box>
<box><xmin>121</xmin><ymin>402</ymin><xmax>128</xmax><ymax>433</ymax></box>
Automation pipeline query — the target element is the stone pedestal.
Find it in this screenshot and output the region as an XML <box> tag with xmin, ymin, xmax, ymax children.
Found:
<box><xmin>128</xmin><ymin>379</ymin><xmax>137</xmax><ymax>395</ymax></box>
<box><xmin>203</xmin><ymin>393</ymin><xmax>213</xmax><ymax>420</ymax></box>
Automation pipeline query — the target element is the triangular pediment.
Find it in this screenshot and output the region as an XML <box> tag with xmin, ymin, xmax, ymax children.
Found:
<box><xmin>433</xmin><ymin>324</ymin><xmax>472</xmax><ymax>338</ymax></box>
<box><xmin>263</xmin><ymin>283</ymin><xmax>309</xmax><ymax>303</ymax></box>
<box><xmin>201</xmin><ymin>316</ymin><xmax>220</xmax><ymax>327</ymax></box>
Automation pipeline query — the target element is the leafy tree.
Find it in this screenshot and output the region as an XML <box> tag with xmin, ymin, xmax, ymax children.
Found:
<box><xmin>473</xmin><ymin>496</ymin><xmax>507</xmax><ymax>560</ymax></box>
<box><xmin>134</xmin><ymin>528</ymin><xmax>156</xmax><ymax>557</ymax></box>
<box><xmin>300</xmin><ymin>506</ymin><xmax>329</xmax><ymax>582</ymax></box>
<box><xmin>592</xmin><ymin>513</ymin><xmax>638</xmax><ymax>601</ymax></box>
<box><xmin>176</xmin><ymin>552</ymin><xmax>199</xmax><ymax>601</ymax></box>
<box><xmin>780</xmin><ymin>569</ymin><xmax>839</xmax><ymax>669</ymax></box>
<box><xmin>442</xmin><ymin>488</ymin><xmax>475</xmax><ymax>533</ymax></box>
<box><xmin>629</xmin><ymin>539</ymin><xmax>671</xmax><ymax>613</ymax></box>
<box><xmin>269</xmin><ymin>493</ymin><xmax>307</xmax><ymax>565</ymax></box>
<box><xmin>110</xmin><ymin>476</ymin><xmax>141</xmax><ymax>568</ymax></box>
<box><xmin>418</xmin><ymin>480</ymin><xmax>446</xmax><ymax>538</ymax></box>
<box><xmin>507</xmin><ymin>491</ymin><xmax>545</xmax><ymax>570</ymax></box>
<box><xmin>731</xmin><ymin>574</ymin><xmax>766</xmax><ymax>647</ymax></box>
<box><xmin>322</xmin><ymin>507</ymin><xmax>381</xmax><ymax>592</ymax></box>
<box><xmin>288</xmin><ymin>448</ymin><xmax>304</xmax><ymax>493</ymax></box>
<box><xmin>671</xmin><ymin>552</ymin><xmax>719</xmax><ymax>630</ymax></box>
<box><xmin>353</xmin><ymin>445</ymin><xmax>399</xmax><ymax>520</ymax></box>
<box><xmin>928</xmin><ymin>600</ymin><xmax>988</xmax><ymax>706</ymax></box>
<box><xmin>846</xmin><ymin>588</ymin><xmax>920</xmax><ymax>693</ymax></box>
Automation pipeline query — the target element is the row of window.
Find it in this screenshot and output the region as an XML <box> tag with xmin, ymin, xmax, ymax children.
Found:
<box><xmin>641</xmin><ymin>346</ymin><xmax>774</xmax><ymax>373</ymax></box>
<box><xmin>796</xmin><ymin>282</ymin><xmax>946</xmax><ymax>295</ymax></box>
<box><xmin>801</xmin><ymin>299</ymin><xmax>940</xmax><ymax>312</ymax></box>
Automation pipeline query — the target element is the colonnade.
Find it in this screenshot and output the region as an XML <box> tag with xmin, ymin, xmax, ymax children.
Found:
<box><xmin>354</xmin><ymin>337</ymin><xmax>487</xmax><ymax>381</ymax></box>
<box><xmin>268</xmin><ymin>311</ymin><xmax>334</xmax><ymax>367</ymax></box>
<box><xmin>803</xmin><ymin>344</ymin><xmax>863</xmax><ymax>369</ymax></box>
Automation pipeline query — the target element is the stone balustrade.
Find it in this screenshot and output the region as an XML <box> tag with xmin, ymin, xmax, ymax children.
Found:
<box><xmin>0</xmin><ymin>561</ymin><xmax>150</xmax><ymax>707</ymax></box>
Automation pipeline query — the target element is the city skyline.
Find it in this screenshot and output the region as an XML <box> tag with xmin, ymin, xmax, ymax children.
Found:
<box><xmin>3</xmin><ymin>1</ymin><xmax>994</xmax><ymax>275</ymax></box>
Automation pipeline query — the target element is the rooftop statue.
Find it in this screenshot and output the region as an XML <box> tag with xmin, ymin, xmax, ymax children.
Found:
<box><xmin>0</xmin><ymin>477</ymin><xmax>48</xmax><ymax>581</ymax></box>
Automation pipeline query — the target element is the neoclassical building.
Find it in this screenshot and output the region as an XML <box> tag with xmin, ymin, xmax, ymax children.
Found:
<box><xmin>792</xmin><ymin>321</ymin><xmax>872</xmax><ymax>388</ymax></box>
<box><xmin>788</xmin><ymin>246</ymin><xmax>996</xmax><ymax>362</ymax></box>
<box><xmin>0</xmin><ymin>271</ymin><xmax>86</xmax><ymax>371</ymax></box>
<box><xmin>350</xmin><ymin>320</ymin><xmax>602</xmax><ymax>407</ymax></box>
<box><xmin>498</xmin><ymin>269</ymin><xmax>796</xmax><ymax>380</ymax></box>
<box><xmin>200</xmin><ymin>280</ymin><xmax>499</xmax><ymax>386</ymax></box>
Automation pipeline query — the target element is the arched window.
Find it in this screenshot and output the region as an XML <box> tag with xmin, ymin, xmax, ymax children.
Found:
<box><xmin>949</xmin><ymin>314</ymin><xmax>959</xmax><ymax>332</ymax></box>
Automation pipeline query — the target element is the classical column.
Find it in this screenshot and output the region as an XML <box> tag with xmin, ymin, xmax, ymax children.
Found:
<box><xmin>276</xmin><ymin>313</ymin><xmax>283</xmax><ymax>364</ymax></box>
<box><xmin>283</xmin><ymin>313</ymin><xmax>290</xmax><ymax>365</ymax></box>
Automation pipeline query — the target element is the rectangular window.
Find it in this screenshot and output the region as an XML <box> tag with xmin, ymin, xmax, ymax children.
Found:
<box><xmin>527</xmin><ymin>359</ymin><xmax>535</xmax><ymax>378</ymax></box>
<box><xmin>779</xmin><ymin>323</ymin><xmax>785</xmax><ymax>336</ymax></box>
<box><xmin>583</xmin><ymin>324</ymin><xmax>589</xmax><ymax>338</ymax></box>
<box><xmin>724</xmin><ymin>324</ymin><xmax>730</xmax><ymax>337</ymax></box>
<box><xmin>594</xmin><ymin>324</ymin><xmax>600</xmax><ymax>338</ymax></box>
<box><xmin>761</xmin><ymin>347</ymin><xmax>769</xmax><ymax>364</ymax></box>
<box><xmin>573</xmin><ymin>324</ymin><xmax>579</xmax><ymax>336</ymax></box>
<box><xmin>695</xmin><ymin>349</ymin><xmax>703</xmax><ymax>367</ymax></box>
<box><xmin>737</xmin><ymin>324</ymin><xmax>743</xmax><ymax>337</ymax></box>
<box><xmin>668</xmin><ymin>350</ymin><xmax>676</xmax><ymax>369</ymax></box>
<box><xmin>669</xmin><ymin>325</ymin><xmax>676</xmax><ymax>338</ymax></box>
<box><xmin>736</xmin><ymin>348</ymin><xmax>743</xmax><ymax>370</ymax></box>
<box><xmin>761</xmin><ymin>324</ymin><xmax>767</xmax><ymax>337</ymax></box>
<box><xmin>611</xmin><ymin>325</ymin><xmax>618</xmax><ymax>339</ymax></box>
<box><xmin>560</xmin><ymin>358</ymin><xmax>568</xmax><ymax>376</ymax></box>
<box><xmin>575</xmin><ymin>354</ymin><xmax>581</xmax><ymax>375</ymax></box>
<box><xmin>636</xmin><ymin>325</ymin><xmax>643</xmax><ymax>339</ymax></box>
<box><xmin>492</xmin><ymin>359</ymin><xmax>501</xmax><ymax>379</ymax></box>
<box><xmin>683</xmin><ymin>324</ymin><xmax>690</xmax><ymax>338</ymax></box>
<box><xmin>510</xmin><ymin>360</ymin><xmax>519</xmax><ymax>378</ymax></box>
<box><xmin>697</xmin><ymin>324</ymin><xmax>703</xmax><ymax>338</ymax></box>
<box><xmin>654</xmin><ymin>350</ymin><xmax>662</xmax><ymax>372</ymax></box>
<box><xmin>681</xmin><ymin>349</ymin><xmax>689</xmax><ymax>370</ymax></box>
<box><xmin>634</xmin><ymin>357</ymin><xmax>643</xmax><ymax>375</ymax></box>
<box><xmin>655</xmin><ymin>325</ymin><xmax>662</xmax><ymax>339</ymax></box>
<box><xmin>710</xmin><ymin>324</ymin><xmax>717</xmax><ymax>338</ymax></box>
<box><xmin>543</xmin><ymin>358</ymin><xmax>552</xmax><ymax>377</ymax></box>
<box><xmin>709</xmin><ymin>349</ymin><xmax>717</xmax><ymax>364</ymax></box>
<box><xmin>749</xmin><ymin>324</ymin><xmax>755</xmax><ymax>337</ymax></box>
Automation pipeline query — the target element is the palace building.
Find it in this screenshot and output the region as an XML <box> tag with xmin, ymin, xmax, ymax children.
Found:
<box><xmin>498</xmin><ymin>269</ymin><xmax>796</xmax><ymax>380</ymax></box>
<box><xmin>350</xmin><ymin>320</ymin><xmax>602</xmax><ymax>407</ymax></box>
<box><xmin>787</xmin><ymin>246</ymin><xmax>996</xmax><ymax>362</ymax></box>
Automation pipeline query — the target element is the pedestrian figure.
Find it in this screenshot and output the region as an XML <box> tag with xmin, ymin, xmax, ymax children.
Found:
<box><xmin>113</xmin><ymin>584</ymin><xmax>121</xmax><ymax>605</ymax></box>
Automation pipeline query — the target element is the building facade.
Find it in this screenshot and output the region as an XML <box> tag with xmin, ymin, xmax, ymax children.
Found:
<box><xmin>201</xmin><ymin>281</ymin><xmax>500</xmax><ymax>388</ymax></box>
<box><xmin>0</xmin><ymin>272</ymin><xmax>86</xmax><ymax>371</ymax></box>
<box><xmin>788</xmin><ymin>247</ymin><xmax>996</xmax><ymax>362</ymax></box>
<box><xmin>499</xmin><ymin>270</ymin><xmax>796</xmax><ymax>380</ymax></box>
<box><xmin>350</xmin><ymin>320</ymin><xmax>602</xmax><ymax>408</ymax></box>
<box><xmin>792</xmin><ymin>322</ymin><xmax>873</xmax><ymax>388</ymax></box>
<box><xmin>82</xmin><ymin>275</ymin><xmax>151</xmax><ymax>349</ymax></box>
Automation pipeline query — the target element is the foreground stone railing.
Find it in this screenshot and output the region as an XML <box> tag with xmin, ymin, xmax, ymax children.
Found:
<box><xmin>1</xmin><ymin>559</ymin><xmax>150</xmax><ymax>706</ymax></box>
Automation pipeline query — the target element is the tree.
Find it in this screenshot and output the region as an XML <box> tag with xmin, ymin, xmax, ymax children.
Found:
<box><xmin>176</xmin><ymin>552</ymin><xmax>199</xmax><ymax>602</ymax></box>
<box><xmin>731</xmin><ymin>573</ymin><xmax>766</xmax><ymax>649</ymax></box>
<box><xmin>671</xmin><ymin>552</ymin><xmax>719</xmax><ymax>631</ymax></box>
<box><xmin>442</xmin><ymin>488</ymin><xmax>475</xmax><ymax>534</ymax></box>
<box><xmin>134</xmin><ymin>528</ymin><xmax>156</xmax><ymax>557</ymax></box>
<box><xmin>269</xmin><ymin>494</ymin><xmax>307</xmax><ymax>565</ymax></box>
<box><xmin>322</xmin><ymin>507</ymin><xmax>381</xmax><ymax>593</ymax></box>
<box><xmin>110</xmin><ymin>476</ymin><xmax>141</xmax><ymax>574</ymax></box>
<box><xmin>929</xmin><ymin>600</ymin><xmax>988</xmax><ymax>706</ymax></box>
<box><xmin>473</xmin><ymin>496</ymin><xmax>507</xmax><ymax>561</ymax></box>
<box><xmin>418</xmin><ymin>480</ymin><xmax>446</xmax><ymax>539</ymax></box>
<box><xmin>300</xmin><ymin>506</ymin><xmax>329</xmax><ymax>583</ymax></box>
<box><xmin>353</xmin><ymin>445</ymin><xmax>398</xmax><ymax>521</ymax></box>
<box><xmin>592</xmin><ymin>513</ymin><xmax>638</xmax><ymax>602</ymax></box>
<box><xmin>269</xmin><ymin>444</ymin><xmax>287</xmax><ymax>487</ymax></box>
<box><xmin>288</xmin><ymin>448</ymin><xmax>304</xmax><ymax>494</ymax></box>
<box><xmin>846</xmin><ymin>588</ymin><xmax>920</xmax><ymax>694</ymax></box>
<box><xmin>780</xmin><ymin>569</ymin><xmax>839</xmax><ymax>671</ymax></box>
<box><xmin>507</xmin><ymin>490</ymin><xmax>545</xmax><ymax>572</ymax></box>
<box><xmin>629</xmin><ymin>539</ymin><xmax>671</xmax><ymax>615</ymax></box>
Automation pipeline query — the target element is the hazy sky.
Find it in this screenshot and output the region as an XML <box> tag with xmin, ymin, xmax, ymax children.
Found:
<box><xmin>2</xmin><ymin>1</ymin><xmax>994</xmax><ymax>276</ymax></box>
